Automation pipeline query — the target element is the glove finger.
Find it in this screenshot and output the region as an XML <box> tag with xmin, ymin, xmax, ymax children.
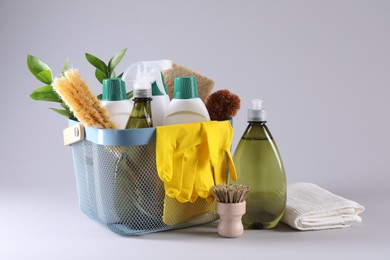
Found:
<box><xmin>194</xmin><ymin>142</ymin><xmax>214</xmax><ymax>199</ymax></box>
<box><xmin>156</xmin><ymin>126</ymin><xmax>176</xmax><ymax>182</ymax></box>
<box><xmin>164</xmin><ymin>151</ymin><xmax>183</xmax><ymax>198</ymax></box>
<box><xmin>226</xmin><ymin>149</ymin><xmax>237</xmax><ymax>181</ymax></box>
<box><xmin>177</xmin><ymin>146</ymin><xmax>198</xmax><ymax>203</ymax></box>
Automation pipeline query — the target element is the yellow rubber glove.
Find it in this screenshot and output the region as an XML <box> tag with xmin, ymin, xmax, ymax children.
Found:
<box><xmin>156</xmin><ymin>121</ymin><xmax>237</xmax><ymax>225</ymax></box>
<box><xmin>203</xmin><ymin>121</ymin><xmax>237</xmax><ymax>187</ymax></box>
<box><xmin>156</xmin><ymin>123</ymin><xmax>204</xmax><ymax>203</ymax></box>
<box><xmin>192</xmin><ymin>136</ymin><xmax>214</xmax><ymax>200</ymax></box>
<box><xmin>156</xmin><ymin>121</ymin><xmax>236</xmax><ymax>203</ymax></box>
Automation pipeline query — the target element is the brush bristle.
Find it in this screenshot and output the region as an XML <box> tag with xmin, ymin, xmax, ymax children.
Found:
<box><xmin>206</xmin><ymin>89</ymin><xmax>241</xmax><ymax>121</ymax></box>
<box><xmin>53</xmin><ymin>69</ymin><xmax>117</xmax><ymax>129</ymax></box>
<box><xmin>162</xmin><ymin>63</ymin><xmax>215</xmax><ymax>103</ymax></box>
<box><xmin>211</xmin><ymin>184</ymin><xmax>250</xmax><ymax>203</ymax></box>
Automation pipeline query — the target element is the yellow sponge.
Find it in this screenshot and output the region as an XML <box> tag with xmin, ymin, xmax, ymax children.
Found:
<box><xmin>162</xmin><ymin>63</ymin><xmax>215</xmax><ymax>103</ymax></box>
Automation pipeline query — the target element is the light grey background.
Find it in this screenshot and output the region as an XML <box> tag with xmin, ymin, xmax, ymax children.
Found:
<box><xmin>1</xmin><ymin>0</ymin><xmax>389</xmax><ymax>259</ymax></box>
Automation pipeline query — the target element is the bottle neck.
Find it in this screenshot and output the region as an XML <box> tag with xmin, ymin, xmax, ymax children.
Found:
<box><xmin>243</xmin><ymin>120</ymin><xmax>272</xmax><ymax>140</ymax></box>
<box><xmin>248</xmin><ymin>120</ymin><xmax>267</xmax><ymax>125</ymax></box>
<box><xmin>133</xmin><ymin>97</ymin><xmax>152</xmax><ymax>102</ymax></box>
<box><xmin>126</xmin><ymin>97</ymin><xmax>153</xmax><ymax>129</ymax></box>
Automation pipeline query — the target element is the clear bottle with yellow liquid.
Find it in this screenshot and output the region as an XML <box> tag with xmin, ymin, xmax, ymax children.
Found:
<box><xmin>231</xmin><ymin>99</ymin><xmax>286</xmax><ymax>229</ymax></box>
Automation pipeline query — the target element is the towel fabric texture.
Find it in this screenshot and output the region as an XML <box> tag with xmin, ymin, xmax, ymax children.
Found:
<box><xmin>282</xmin><ymin>183</ymin><xmax>365</xmax><ymax>231</ymax></box>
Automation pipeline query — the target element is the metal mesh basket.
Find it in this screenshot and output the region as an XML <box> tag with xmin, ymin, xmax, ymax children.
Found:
<box><xmin>66</xmin><ymin>121</ymin><xmax>218</xmax><ymax>236</ymax></box>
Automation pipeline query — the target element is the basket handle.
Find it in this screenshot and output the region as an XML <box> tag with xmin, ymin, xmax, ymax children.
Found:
<box><xmin>63</xmin><ymin>123</ymin><xmax>85</xmax><ymax>146</ymax></box>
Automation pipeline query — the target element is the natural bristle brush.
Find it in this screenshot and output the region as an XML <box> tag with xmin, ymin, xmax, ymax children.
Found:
<box><xmin>205</xmin><ymin>89</ymin><xmax>241</xmax><ymax>121</ymax></box>
<box><xmin>211</xmin><ymin>184</ymin><xmax>250</xmax><ymax>238</ymax></box>
<box><xmin>53</xmin><ymin>69</ymin><xmax>117</xmax><ymax>129</ymax></box>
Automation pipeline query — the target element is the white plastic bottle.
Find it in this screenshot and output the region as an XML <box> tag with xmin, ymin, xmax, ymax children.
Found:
<box><xmin>100</xmin><ymin>78</ymin><xmax>133</xmax><ymax>129</ymax></box>
<box><xmin>122</xmin><ymin>60</ymin><xmax>172</xmax><ymax>126</ymax></box>
<box><xmin>164</xmin><ymin>76</ymin><xmax>210</xmax><ymax>125</ymax></box>
<box><xmin>151</xmin><ymin>73</ymin><xmax>171</xmax><ymax>126</ymax></box>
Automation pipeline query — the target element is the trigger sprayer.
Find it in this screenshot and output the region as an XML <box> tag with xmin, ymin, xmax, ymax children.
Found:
<box><xmin>122</xmin><ymin>59</ymin><xmax>172</xmax><ymax>126</ymax></box>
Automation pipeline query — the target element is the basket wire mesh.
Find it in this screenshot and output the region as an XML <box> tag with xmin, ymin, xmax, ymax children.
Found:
<box><xmin>71</xmin><ymin>138</ymin><xmax>218</xmax><ymax>236</ymax></box>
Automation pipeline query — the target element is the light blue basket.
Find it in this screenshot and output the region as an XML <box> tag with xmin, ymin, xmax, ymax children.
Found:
<box><xmin>66</xmin><ymin>120</ymin><xmax>218</xmax><ymax>236</ymax></box>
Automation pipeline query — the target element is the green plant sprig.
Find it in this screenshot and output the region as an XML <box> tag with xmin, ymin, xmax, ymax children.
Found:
<box><xmin>27</xmin><ymin>54</ymin><xmax>76</xmax><ymax>119</ymax></box>
<box><xmin>27</xmin><ymin>48</ymin><xmax>132</xmax><ymax>119</ymax></box>
<box><xmin>85</xmin><ymin>48</ymin><xmax>127</xmax><ymax>84</ymax></box>
<box><xmin>85</xmin><ymin>48</ymin><xmax>133</xmax><ymax>100</ymax></box>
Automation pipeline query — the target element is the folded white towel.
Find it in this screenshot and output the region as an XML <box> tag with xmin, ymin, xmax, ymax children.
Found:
<box><xmin>282</xmin><ymin>183</ymin><xmax>365</xmax><ymax>231</ymax></box>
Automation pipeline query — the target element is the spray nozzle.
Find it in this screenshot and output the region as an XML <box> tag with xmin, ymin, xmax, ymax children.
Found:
<box><xmin>248</xmin><ymin>98</ymin><xmax>267</xmax><ymax>122</ymax></box>
<box><xmin>122</xmin><ymin>59</ymin><xmax>173</xmax><ymax>98</ymax></box>
<box><xmin>252</xmin><ymin>99</ymin><xmax>263</xmax><ymax>110</ymax></box>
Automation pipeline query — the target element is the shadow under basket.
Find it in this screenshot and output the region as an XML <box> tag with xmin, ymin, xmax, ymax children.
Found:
<box><xmin>66</xmin><ymin>120</ymin><xmax>218</xmax><ymax>236</ymax></box>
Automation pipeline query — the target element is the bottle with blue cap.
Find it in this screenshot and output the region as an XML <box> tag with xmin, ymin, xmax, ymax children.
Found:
<box><xmin>163</xmin><ymin>76</ymin><xmax>210</xmax><ymax>125</ymax></box>
<box><xmin>100</xmin><ymin>78</ymin><xmax>133</xmax><ymax>129</ymax></box>
<box><xmin>231</xmin><ymin>99</ymin><xmax>286</xmax><ymax>229</ymax></box>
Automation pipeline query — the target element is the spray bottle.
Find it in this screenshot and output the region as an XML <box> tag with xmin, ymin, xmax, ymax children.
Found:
<box><xmin>122</xmin><ymin>60</ymin><xmax>172</xmax><ymax>127</ymax></box>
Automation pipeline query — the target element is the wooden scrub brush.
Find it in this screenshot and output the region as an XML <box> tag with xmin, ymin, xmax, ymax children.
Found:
<box><xmin>211</xmin><ymin>184</ymin><xmax>250</xmax><ymax>238</ymax></box>
<box><xmin>53</xmin><ymin>69</ymin><xmax>117</xmax><ymax>129</ymax></box>
<box><xmin>205</xmin><ymin>89</ymin><xmax>241</xmax><ymax>121</ymax></box>
<box><xmin>211</xmin><ymin>184</ymin><xmax>250</xmax><ymax>203</ymax></box>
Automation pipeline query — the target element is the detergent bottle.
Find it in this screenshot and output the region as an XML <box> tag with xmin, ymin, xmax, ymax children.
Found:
<box><xmin>164</xmin><ymin>76</ymin><xmax>210</xmax><ymax>125</ymax></box>
<box><xmin>100</xmin><ymin>78</ymin><xmax>133</xmax><ymax>129</ymax></box>
<box><xmin>232</xmin><ymin>99</ymin><xmax>286</xmax><ymax>229</ymax></box>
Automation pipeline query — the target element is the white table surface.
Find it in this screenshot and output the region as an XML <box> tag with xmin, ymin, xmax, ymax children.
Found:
<box><xmin>2</xmin><ymin>185</ymin><xmax>388</xmax><ymax>260</ymax></box>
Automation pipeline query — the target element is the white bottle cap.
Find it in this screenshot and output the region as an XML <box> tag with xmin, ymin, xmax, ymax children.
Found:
<box><xmin>248</xmin><ymin>99</ymin><xmax>267</xmax><ymax>121</ymax></box>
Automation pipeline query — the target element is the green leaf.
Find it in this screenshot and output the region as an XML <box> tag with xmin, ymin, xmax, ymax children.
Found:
<box><xmin>108</xmin><ymin>48</ymin><xmax>127</xmax><ymax>73</ymax></box>
<box><xmin>117</xmin><ymin>72</ymin><xmax>124</xmax><ymax>78</ymax></box>
<box><xmin>95</xmin><ymin>69</ymin><xmax>106</xmax><ymax>84</ymax></box>
<box><xmin>57</xmin><ymin>103</ymin><xmax>76</xmax><ymax>120</ymax></box>
<box><xmin>49</xmin><ymin>108</ymin><xmax>73</xmax><ymax>118</ymax></box>
<box><xmin>36</xmin><ymin>70</ymin><xmax>53</xmax><ymax>85</ymax></box>
<box><xmin>60</xmin><ymin>102</ymin><xmax>69</xmax><ymax>109</ymax></box>
<box><xmin>30</xmin><ymin>85</ymin><xmax>61</xmax><ymax>102</ymax></box>
<box><xmin>27</xmin><ymin>54</ymin><xmax>53</xmax><ymax>84</ymax></box>
<box><xmin>111</xmin><ymin>71</ymin><xmax>116</xmax><ymax>78</ymax></box>
<box><xmin>32</xmin><ymin>85</ymin><xmax>53</xmax><ymax>93</ymax></box>
<box><xmin>62</xmin><ymin>58</ymin><xmax>69</xmax><ymax>76</ymax></box>
<box><xmin>30</xmin><ymin>90</ymin><xmax>62</xmax><ymax>103</ymax></box>
<box><xmin>97</xmin><ymin>93</ymin><xmax>102</xmax><ymax>100</ymax></box>
<box><xmin>126</xmin><ymin>90</ymin><xmax>133</xmax><ymax>100</ymax></box>
<box><xmin>85</xmin><ymin>53</ymin><xmax>108</xmax><ymax>77</ymax></box>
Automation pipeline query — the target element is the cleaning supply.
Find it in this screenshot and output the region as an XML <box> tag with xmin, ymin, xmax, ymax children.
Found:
<box><xmin>231</xmin><ymin>99</ymin><xmax>286</xmax><ymax>229</ymax></box>
<box><xmin>202</xmin><ymin>121</ymin><xmax>237</xmax><ymax>193</ymax></box>
<box><xmin>122</xmin><ymin>60</ymin><xmax>172</xmax><ymax>127</ymax></box>
<box><xmin>156</xmin><ymin>120</ymin><xmax>236</xmax><ymax>225</ymax></box>
<box><xmin>211</xmin><ymin>184</ymin><xmax>250</xmax><ymax>204</ymax></box>
<box><xmin>151</xmin><ymin>73</ymin><xmax>171</xmax><ymax>126</ymax></box>
<box><xmin>52</xmin><ymin>69</ymin><xmax>117</xmax><ymax>129</ymax></box>
<box><xmin>211</xmin><ymin>184</ymin><xmax>250</xmax><ymax>238</ymax></box>
<box><xmin>125</xmin><ymin>84</ymin><xmax>153</xmax><ymax>129</ymax></box>
<box><xmin>205</xmin><ymin>89</ymin><xmax>241</xmax><ymax>121</ymax></box>
<box><xmin>282</xmin><ymin>183</ymin><xmax>365</xmax><ymax>231</ymax></box>
<box><xmin>100</xmin><ymin>78</ymin><xmax>133</xmax><ymax>129</ymax></box>
<box><xmin>156</xmin><ymin>121</ymin><xmax>233</xmax><ymax>202</ymax></box>
<box><xmin>164</xmin><ymin>76</ymin><xmax>210</xmax><ymax>125</ymax></box>
<box><xmin>162</xmin><ymin>63</ymin><xmax>215</xmax><ymax>103</ymax></box>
